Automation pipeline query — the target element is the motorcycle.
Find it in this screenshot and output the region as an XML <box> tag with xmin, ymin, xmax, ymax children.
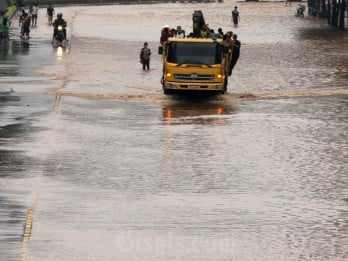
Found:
<box><xmin>295</xmin><ymin>4</ymin><xmax>305</xmax><ymax>17</ymax></box>
<box><xmin>53</xmin><ymin>25</ymin><xmax>67</xmax><ymax>47</ymax></box>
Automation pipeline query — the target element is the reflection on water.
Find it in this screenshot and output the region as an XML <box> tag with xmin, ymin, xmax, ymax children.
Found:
<box><xmin>0</xmin><ymin>46</ymin><xmax>10</xmax><ymax>59</ymax></box>
<box><xmin>11</xmin><ymin>40</ymin><xmax>30</xmax><ymax>56</ymax></box>
<box><xmin>1</xmin><ymin>93</ymin><xmax>346</xmax><ymax>260</ymax></box>
<box><xmin>0</xmin><ymin>149</ymin><xmax>26</xmax><ymax>176</ymax></box>
<box><xmin>54</xmin><ymin>45</ymin><xmax>70</xmax><ymax>60</ymax></box>
<box><xmin>56</xmin><ymin>46</ymin><xmax>64</xmax><ymax>60</ymax></box>
<box><xmin>0</xmin><ymin>43</ymin><xmax>17</xmax><ymax>77</ymax></box>
<box><xmin>162</xmin><ymin>100</ymin><xmax>235</xmax><ymax>126</ymax></box>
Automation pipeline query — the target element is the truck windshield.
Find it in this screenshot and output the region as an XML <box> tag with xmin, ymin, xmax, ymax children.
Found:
<box><xmin>167</xmin><ymin>42</ymin><xmax>222</xmax><ymax>65</ymax></box>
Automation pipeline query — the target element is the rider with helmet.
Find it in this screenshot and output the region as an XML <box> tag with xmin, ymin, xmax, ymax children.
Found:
<box><xmin>52</xmin><ymin>12</ymin><xmax>67</xmax><ymax>40</ymax></box>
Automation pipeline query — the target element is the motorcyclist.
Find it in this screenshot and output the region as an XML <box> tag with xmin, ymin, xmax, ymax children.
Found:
<box><xmin>53</xmin><ymin>12</ymin><xmax>67</xmax><ymax>40</ymax></box>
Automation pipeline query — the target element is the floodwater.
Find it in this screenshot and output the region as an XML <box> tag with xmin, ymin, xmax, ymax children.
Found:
<box><xmin>1</xmin><ymin>1</ymin><xmax>348</xmax><ymax>260</ymax></box>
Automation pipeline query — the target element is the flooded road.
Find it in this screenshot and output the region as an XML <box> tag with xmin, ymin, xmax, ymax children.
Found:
<box><xmin>1</xmin><ymin>1</ymin><xmax>348</xmax><ymax>260</ymax></box>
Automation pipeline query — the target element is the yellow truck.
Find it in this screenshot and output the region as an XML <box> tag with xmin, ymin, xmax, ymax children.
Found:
<box><xmin>159</xmin><ymin>11</ymin><xmax>231</xmax><ymax>95</ymax></box>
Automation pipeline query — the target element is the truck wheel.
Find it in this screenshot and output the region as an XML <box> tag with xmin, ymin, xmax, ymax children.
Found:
<box><xmin>221</xmin><ymin>77</ymin><xmax>228</xmax><ymax>94</ymax></box>
<box><xmin>161</xmin><ymin>76</ymin><xmax>170</xmax><ymax>95</ymax></box>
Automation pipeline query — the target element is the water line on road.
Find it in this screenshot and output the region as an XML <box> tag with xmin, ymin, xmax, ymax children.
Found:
<box><xmin>19</xmin><ymin>192</ymin><xmax>39</xmax><ymax>261</ymax></box>
<box><xmin>54</xmin><ymin>93</ymin><xmax>62</xmax><ymax>112</ymax></box>
<box><xmin>45</xmin><ymin>88</ymin><xmax>348</xmax><ymax>104</ymax></box>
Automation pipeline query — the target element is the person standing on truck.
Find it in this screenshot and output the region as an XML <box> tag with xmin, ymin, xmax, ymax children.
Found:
<box><xmin>140</xmin><ymin>42</ymin><xmax>151</xmax><ymax>71</ymax></box>
<box><xmin>228</xmin><ymin>34</ymin><xmax>241</xmax><ymax>76</ymax></box>
<box><xmin>160</xmin><ymin>26</ymin><xmax>170</xmax><ymax>45</ymax></box>
<box><xmin>223</xmin><ymin>31</ymin><xmax>233</xmax><ymax>49</ymax></box>
<box><xmin>175</xmin><ymin>25</ymin><xmax>185</xmax><ymax>38</ymax></box>
<box><xmin>231</xmin><ymin>6</ymin><xmax>240</xmax><ymax>27</ymax></box>
<box><xmin>200</xmin><ymin>24</ymin><xmax>211</xmax><ymax>38</ymax></box>
<box><xmin>218</xmin><ymin>28</ymin><xmax>224</xmax><ymax>38</ymax></box>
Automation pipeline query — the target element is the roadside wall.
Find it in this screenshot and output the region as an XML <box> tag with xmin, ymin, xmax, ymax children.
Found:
<box><xmin>19</xmin><ymin>0</ymin><xmax>221</xmax><ymax>6</ymax></box>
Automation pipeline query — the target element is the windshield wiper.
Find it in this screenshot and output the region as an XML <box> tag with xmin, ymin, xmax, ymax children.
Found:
<box><xmin>177</xmin><ymin>60</ymin><xmax>211</xmax><ymax>67</ymax></box>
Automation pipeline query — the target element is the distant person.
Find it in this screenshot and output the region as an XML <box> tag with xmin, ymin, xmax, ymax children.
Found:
<box><xmin>47</xmin><ymin>4</ymin><xmax>55</xmax><ymax>25</ymax></box>
<box><xmin>232</xmin><ymin>6</ymin><xmax>240</xmax><ymax>27</ymax></box>
<box><xmin>21</xmin><ymin>12</ymin><xmax>30</xmax><ymax>39</ymax></box>
<box><xmin>228</xmin><ymin>34</ymin><xmax>241</xmax><ymax>76</ymax></box>
<box><xmin>31</xmin><ymin>4</ymin><xmax>39</xmax><ymax>27</ymax></box>
<box><xmin>19</xmin><ymin>9</ymin><xmax>26</xmax><ymax>26</ymax></box>
<box><xmin>140</xmin><ymin>42</ymin><xmax>151</xmax><ymax>71</ymax></box>
<box><xmin>28</xmin><ymin>4</ymin><xmax>33</xmax><ymax>16</ymax></box>
<box><xmin>15</xmin><ymin>0</ymin><xmax>24</xmax><ymax>15</ymax></box>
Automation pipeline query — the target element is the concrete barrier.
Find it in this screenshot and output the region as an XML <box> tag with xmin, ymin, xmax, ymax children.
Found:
<box><xmin>18</xmin><ymin>0</ymin><xmax>223</xmax><ymax>6</ymax></box>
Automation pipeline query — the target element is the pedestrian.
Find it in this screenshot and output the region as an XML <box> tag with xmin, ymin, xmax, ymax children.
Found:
<box><xmin>31</xmin><ymin>4</ymin><xmax>39</xmax><ymax>27</ymax></box>
<box><xmin>47</xmin><ymin>4</ymin><xmax>55</xmax><ymax>25</ymax></box>
<box><xmin>231</xmin><ymin>6</ymin><xmax>240</xmax><ymax>27</ymax></box>
<box><xmin>228</xmin><ymin>34</ymin><xmax>241</xmax><ymax>76</ymax></box>
<box><xmin>19</xmin><ymin>9</ymin><xmax>26</xmax><ymax>26</ymax></box>
<box><xmin>140</xmin><ymin>42</ymin><xmax>151</xmax><ymax>71</ymax></box>
<box><xmin>0</xmin><ymin>17</ymin><xmax>11</xmax><ymax>44</ymax></box>
<box><xmin>21</xmin><ymin>12</ymin><xmax>30</xmax><ymax>39</ymax></box>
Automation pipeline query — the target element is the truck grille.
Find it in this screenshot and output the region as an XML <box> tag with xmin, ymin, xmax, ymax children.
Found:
<box><xmin>174</xmin><ymin>74</ymin><xmax>214</xmax><ymax>81</ymax></box>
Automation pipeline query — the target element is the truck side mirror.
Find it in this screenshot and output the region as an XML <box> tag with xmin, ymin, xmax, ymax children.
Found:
<box><xmin>158</xmin><ymin>45</ymin><xmax>163</xmax><ymax>55</ymax></box>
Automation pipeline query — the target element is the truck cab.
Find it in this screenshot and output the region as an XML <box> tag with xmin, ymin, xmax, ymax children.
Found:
<box><xmin>159</xmin><ymin>38</ymin><xmax>229</xmax><ymax>95</ymax></box>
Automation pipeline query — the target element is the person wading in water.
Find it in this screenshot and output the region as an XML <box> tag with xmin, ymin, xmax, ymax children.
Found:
<box><xmin>140</xmin><ymin>42</ymin><xmax>151</xmax><ymax>71</ymax></box>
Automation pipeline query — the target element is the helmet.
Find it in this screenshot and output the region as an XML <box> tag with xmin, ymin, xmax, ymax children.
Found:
<box><xmin>57</xmin><ymin>12</ymin><xmax>63</xmax><ymax>18</ymax></box>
